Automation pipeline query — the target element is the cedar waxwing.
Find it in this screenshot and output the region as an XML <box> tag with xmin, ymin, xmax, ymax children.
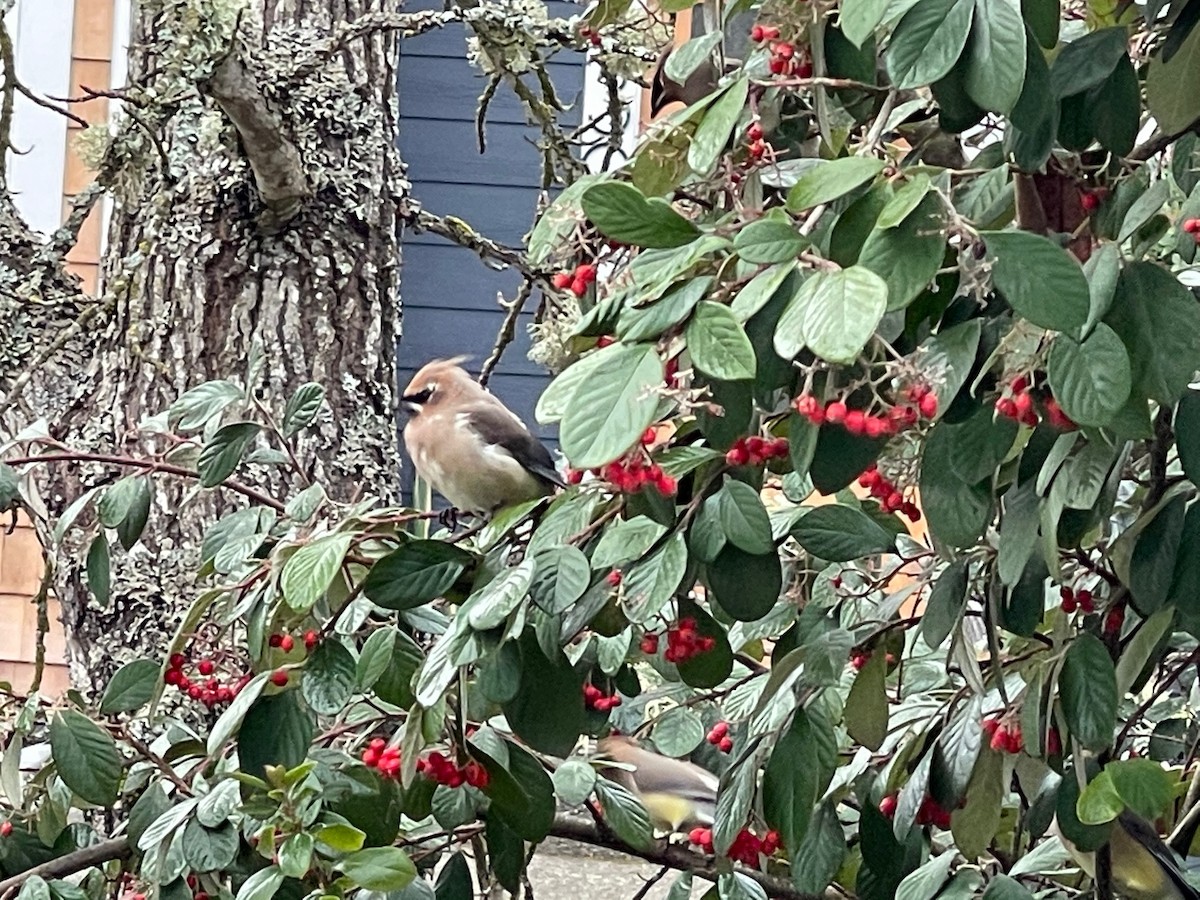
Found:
<box><xmin>649</xmin><ymin>47</ymin><xmax>742</xmax><ymax>117</ymax></box>
<box><xmin>401</xmin><ymin>359</ymin><xmax>561</xmax><ymax>516</ymax></box>
<box><xmin>1054</xmin><ymin>811</ymin><xmax>1200</xmax><ymax>899</ymax></box>
<box><xmin>597</xmin><ymin>734</ymin><xmax>718</xmax><ymax>832</ymax></box>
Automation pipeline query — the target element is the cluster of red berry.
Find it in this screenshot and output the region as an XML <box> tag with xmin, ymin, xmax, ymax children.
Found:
<box><xmin>857</xmin><ymin>465</ymin><xmax>921</xmax><ymax>522</ymax></box>
<box><xmin>186</xmin><ymin>876</ymin><xmax>211</xmax><ymax>900</ymax></box>
<box><xmin>0</xmin><ymin>821</ymin><xmax>11</xmax><ymax>837</ymax></box>
<box><xmin>706</xmin><ymin>720</ymin><xmax>733</xmax><ymax>753</ymax></box>
<box><xmin>879</xmin><ymin>793</ymin><xmax>953</xmax><ymax>828</ymax></box>
<box><xmin>688</xmin><ymin>826</ymin><xmax>781</xmax><ymax>864</ymax></box>
<box><xmin>551</xmin><ymin>262</ymin><xmax>598</xmax><ymax>297</ymax></box>
<box><xmin>362</xmin><ymin>738</ymin><xmax>403</xmax><ymax>779</ymax></box>
<box><xmin>1182</xmin><ymin>218</ymin><xmax>1200</xmax><ymax>242</ymax></box>
<box><xmin>849</xmin><ymin>649</ymin><xmax>895</xmax><ymax>670</ymax></box>
<box><xmin>417</xmin><ymin>751</ymin><xmax>490</xmax><ymax>789</ymax></box>
<box><xmin>663</xmin><ymin>618</ymin><xmax>716</xmax><ymax>663</ymax></box>
<box><xmin>748</xmin><ymin>26</ymin><xmax>810</xmax><ymax>77</ymax></box>
<box><xmin>1059</xmin><ymin>585</ymin><xmax>1095</xmax><ymax>614</ymax></box>
<box><xmin>268</xmin><ymin>629</ymin><xmax>320</xmax><ymax>652</ymax></box>
<box><xmin>602</xmin><ymin>456</ymin><xmax>677</xmax><ymax>496</ymax></box>
<box><xmin>639</xmin><ymin>631</ymin><xmax>658</xmax><ymax>653</ymax></box>
<box><xmin>793</xmin><ymin>387</ymin><xmax>936</xmax><ymax>438</ymax></box>
<box><xmin>162</xmin><ymin>652</ymin><xmax>250</xmax><ymax>708</ymax></box>
<box><xmin>724</xmin><ymin>435</ymin><xmax>789</xmax><ymax>467</ymax></box>
<box><xmin>983</xmin><ymin>717</ymin><xmax>1023</xmax><ymax>754</ymax></box>
<box><xmin>994</xmin><ymin>376</ymin><xmax>1076</xmax><ymax>431</ymax></box>
<box><xmin>577</xmin><ymin>24</ymin><xmax>603</xmax><ymax>46</ymax></box>
<box><xmin>584</xmin><ymin>683</ymin><xmax>623</xmax><ymax>712</ymax></box>
<box><xmin>746</xmin><ymin>122</ymin><xmax>769</xmax><ymax>162</ymax></box>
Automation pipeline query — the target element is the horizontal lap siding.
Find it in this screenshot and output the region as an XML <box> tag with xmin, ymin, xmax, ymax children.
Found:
<box><xmin>397</xmin><ymin>2</ymin><xmax>583</xmax><ymax>499</ymax></box>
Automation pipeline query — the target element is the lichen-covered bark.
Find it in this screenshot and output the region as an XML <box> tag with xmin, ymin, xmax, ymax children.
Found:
<box><xmin>17</xmin><ymin>0</ymin><xmax>406</xmax><ymax>690</ymax></box>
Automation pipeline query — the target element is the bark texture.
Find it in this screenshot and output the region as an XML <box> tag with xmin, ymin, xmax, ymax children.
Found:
<box><xmin>4</xmin><ymin>0</ymin><xmax>406</xmax><ymax>691</ymax></box>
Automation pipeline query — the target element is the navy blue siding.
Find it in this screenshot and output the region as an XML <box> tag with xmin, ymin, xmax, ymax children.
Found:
<box><xmin>396</xmin><ymin>0</ymin><xmax>586</xmax><ymax>498</ymax></box>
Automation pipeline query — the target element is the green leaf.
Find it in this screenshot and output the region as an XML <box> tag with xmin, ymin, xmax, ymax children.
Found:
<box><xmin>675</xmin><ymin>599</ymin><xmax>734</xmax><ymax>687</ymax></box>
<box><xmin>277</xmin><ymin>831</ymin><xmax>314</xmax><ymax>879</ymax></box>
<box><xmin>730</xmin><ymin>262</ymin><xmax>798</xmax><ymax>322</ymax></box>
<box><xmin>623</xmin><ymin>532</ymin><xmax>688</xmax><ymax>622</ymax></box>
<box><xmin>537</xmin><ymin>345</ymin><xmax>612</xmax><ymax>423</ymax></box>
<box><xmin>100</xmin><ymin>659</ymin><xmax>160</xmax><ymax>715</ymax></box>
<box><xmin>581</xmin><ymin>182</ymin><xmax>700</xmax><ymax>249</ymax></box>
<box><xmin>798</xmin><ymin>266</ymin><xmax>888</xmax><ymax>364</ymax></box>
<box><xmin>844</xmin><ymin>648</ymin><xmax>888</xmax><ymax>750</ymax></box>
<box><xmin>716</xmin><ymin>479</ymin><xmax>774</xmax><ymax>555</ymax></box>
<box><xmin>786</xmin><ymin>158</ymin><xmax>887</xmax><ymax>212</ymax></box>
<box><xmin>620</xmin><ymin>277</ymin><xmax>713</xmax><ymax>342</ymax></box>
<box><xmin>1118</xmin><ymin>179</ymin><xmax>1171</xmax><ymax>244</ymax></box>
<box><xmin>552</xmin><ymin>758</ymin><xmax>598</xmax><ymax>806</ymax></box>
<box><xmin>714</xmin><ymin>754</ymin><xmax>758</xmax><ymax>854</ymax></box>
<box><xmin>1060</xmin><ymin>632</ymin><xmax>1118</xmax><ymax>751</ymax></box>
<box><xmin>763</xmin><ymin>709</ymin><xmax>837</xmax><ymax>854</ymax></box>
<box><xmin>921</xmin><ymin>559</ymin><xmax>968</xmax><ymax>648</ymax></box>
<box><xmin>364</xmin><ymin>541</ymin><xmax>475</xmax><ymax>610</ymax></box>
<box><xmin>982</xmin><ymin>875</ymin><xmax>1036</xmax><ymax>900</ymax></box>
<box><xmin>49</xmin><ymin>710</ymin><xmax>121</xmax><ymax>806</ymax></box>
<box><xmin>1082</xmin><ymin>241</ymin><xmax>1121</xmax><ymax>337</ymax></box>
<box><xmin>792</xmin><ymin>505</ymin><xmax>895</xmax><ymax>561</ymax></box>
<box><xmin>707</xmin><ymin>544</ymin><xmax>782</xmax><ymax>621</ymax></box>
<box><xmin>884</xmin><ymin>0</ymin><xmax>975</xmax><ymax>89</ymax></box>
<box><xmin>282</xmin><ymin>383</ymin><xmax>325</xmax><ymax>437</ymax></box>
<box><xmin>594</xmin><ymin>779</ymin><xmax>655</xmax><ymax>851</ymax></box>
<box><xmin>877</xmin><ymin>177</ymin><xmax>930</xmax><ymax>230</ymax></box>
<box><xmin>944</xmin><ymin>405</ymin><xmax>1018</xmax><ymax>485</ymax></box>
<box><xmin>1093</xmin><ymin>54</ymin><xmax>1139</xmax><ymax>157</ymax></box>
<box><xmin>340</xmin><ymin>847</ymin><xmax>418</xmax><ymax>891</ymax></box>
<box><xmin>918</xmin><ymin>320</ymin><xmax>981</xmax><ymax>415</ymax></box>
<box><xmin>530</xmin><ymin>546</ymin><xmax>590</xmax><ymax>614</ymax></box>
<box><xmin>734</xmin><ymin>218</ymin><xmax>806</xmax><ymax>264</ymax></box>
<box><xmin>560</xmin><ymin>343</ymin><xmax>664</xmax><ymax>469</ymax></box>
<box><xmin>114</xmin><ymin>476</ymin><xmax>151</xmax><ymax>550</ymax></box>
<box><xmin>962</xmin><ymin>0</ymin><xmax>1026</xmax><ymax>113</ymax></box>
<box><xmin>1022</xmin><ymin>0</ymin><xmax>1057</xmax><ymax>47</ymax></box>
<box><xmin>593</xmin><ymin>516</ymin><xmax>667</xmax><ymax>570</ymax></box>
<box><xmin>17</xmin><ymin>876</ymin><xmax>50</xmax><ymax>900</ymax></box>
<box><xmin>1178</xmin><ymin>391</ymin><xmax>1200</xmax><ymax>487</ymax></box>
<box><xmin>1048</xmin><ymin>28</ymin><xmax>1128</xmax><ymax>98</ymax></box>
<box><xmin>374</xmin><ymin>631</ymin><xmax>423</xmax><ymax>708</ymax></box>
<box><xmin>168</xmin><ymin>380</ymin><xmax>244</xmax><ymax>430</ymax></box>
<box><xmin>1130</xmin><ymin>494</ymin><xmax>1187</xmax><ymax>615</ymax></box>
<box><xmin>1108</xmin><ymin>758</ymin><xmax>1176</xmax><ymax>820</ymax></box>
<box><xmin>665</xmin><ymin>32</ymin><xmax>724</xmax><ymax>83</ymax></box>
<box><xmin>356</xmin><ymin>626</ymin><xmax>396</xmax><ymax>690</ymax></box>
<box><xmin>718</xmin><ymin>873</ymin><xmax>769</xmax><ymax>900</ymax></box>
<box><xmin>689</xmin><ymin>79</ymin><xmax>750</xmax><ymax>175</ymax></box>
<box><xmin>281</xmin><ymin>532</ymin><xmax>354</xmax><ymax>612</ymax></box>
<box><xmin>859</xmin><ymin>195</ymin><xmax>945</xmax><ymax>312</ymax></box>
<box><xmin>1076</xmin><ymin>769</ymin><xmax>1124</xmax><ymax>824</ymax></box>
<box><xmin>984</xmin><ymin>231</ymin><xmax>1090</xmax><ymax>332</ymax></box>
<box><xmin>436</xmin><ymin>852</ymin><xmax>473</xmax><ymax>900</ymax></box>
<box><xmin>316</xmin><ymin>823</ymin><xmax>366</xmax><ymax>853</ymax></box>
<box><xmin>237</xmin><ymin>692</ymin><xmax>314</xmax><ymax>780</ymax></box>
<box><xmin>302</xmin><ymin>638</ymin><xmax>357</xmax><ymax>715</ymax></box>
<box><xmin>86</xmin><ymin>534</ymin><xmax>110</xmax><ymax>607</ymax></box>
<box><xmin>652</xmin><ymin>706</ymin><xmax>705</xmax><ymax>757</ymax></box>
<box><xmin>950</xmin><ymin>746</ymin><xmax>1005</xmax><ymax>858</ymax></box>
<box><xmin>235</xmin><ymin>867</ymin><xmax>283</xmax><ymax>900</ymax></box>
<box><xmin>502</xmin><ymin>631</ymin><xmax>585</xmax><ymax>757</ymax></box>
<box><xmin>1148</xmin><ymin>25</ymin><xmax>1200</xmax><ymax>134</ymax></box>
<box><xmin>1047</xmin><ymin>325</ymin><xmax>1131</xmax><ymax>428</ymax></box>
<box><xmin>196</xmin><ymin>422</ymin><xmax>260</xmax><ymax>487</ymax></box>
<box><xmin>920</xmin><ymin>423</ymin><xmax>993</xmax><ymax>549</ymax></box>
<box><xmin>182</xmin><ymin>818</ymin><xmax>239</xmax><ymax>873</ymax></box>
<box><xmin>686</xmin><ymin>302</ymin><xmax>757</xmax><ymax>381</ymax></box>
<box><xmin>791</xmin><ymin>801</ymin><xmax>846</xmax><ymax>894</ymax></box>
<box><xmin>895</xmin><ymin>852</ymin><xmax>955</xmax><ymax>900</ymax></box>
<box><xmin>466</xmin><ymin>561</ymin><xmax>533</xmax><ymax>630</ymax></box>
<box><xmin>1105</xmin><ymin>262</ymin><xmax>1200</xmax><ymax>406</ymax></box>
<box><xmin>841</xmin><ymin>0</ymin><xmax>892</xmax><ymax>47</ymax></box>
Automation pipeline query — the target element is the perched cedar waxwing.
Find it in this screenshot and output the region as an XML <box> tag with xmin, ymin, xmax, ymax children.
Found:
<box><xmin>597</xmin><ymin>735</ymin><xmax>718</xmax><ymax>832</ymax></box>
<box><xmin>1054</xmin><ymin>811</ymin><xmax>1200</xmax><ymax>899</ymax></box>
<box><xmin>649</xmin><ymin>47</ymin><xmax>741</xmax><ymax>117</ymax></box>
<box><xmin>401</xmin><ymin>359</ymin><xmax>562</xmax><ymax>516</ymax></box>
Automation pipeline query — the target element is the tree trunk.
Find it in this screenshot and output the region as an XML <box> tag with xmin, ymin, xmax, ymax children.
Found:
<box><xmin>5</xmin><ymin>0</ymin><xmax>405</xmax><ymax>690</ymax></box>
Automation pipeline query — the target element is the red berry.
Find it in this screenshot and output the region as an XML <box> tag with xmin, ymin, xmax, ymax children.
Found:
<box><xmin>745</xmin><ymin>436</ymin><xmax>766</xmax><ymax>459</ymax></box>
<box><xmin>198</xmin><ymin>659</ymin><xmax>214</xmax><ymax>676</ymax></box>
<box><xmin>883</xmin><ymin>491</ymin><xmax>904</xmax><ymax>514</ymax></box>
<box><xmin>918</xmin><ymin>392</ymin><xmax>938</xmax><ymax>419</ymax></box>
<box><xmin>1010</xmin><ymin>375</ymin><xmax>1029</xmax><ymax>394</ymax></box>
<box><xmin>164</xmin><ymin>668</ymin><xmax>182</xmax><ymax>686</ymax></box>
<box><xmin>1077</xmin><ymin>589</ymin><xmax>1094</xmax><ymax>613</ymax></box>
<box><xmin>304</xmin><ymin>629</ymin><xmax>319</xmax><ymax>650</ymax></box>
<box><xmin>571</xmin><ymin>277</ymin><xmax>589</xmax><ymax>297</ymax></box>
<box><xmin>268</xmin><ymin>634</ymin><xmax>283</xmax><ymax>648</ymax></box>
<box><xmin>982</xmin><ymin>717</ymin><xmax>1000</xmax><ymax>738</ymax></box>
<box><xmin>279</xmin><ymin>634</ymin><xmax>295</xmax><ymax>653</ymax></box>
<box><xmin>551</xmin><ymin>272</ymin><xmax>572</xmax><ymax>290</ymax></box>
<box><xmin>771</xmin><ymin>41</ymin><xmax>794</xmax><ymax>59</ymax></box>
<box><xmin>796</xmin><ymin>60</ymin><xmax>813</xmax><ymax>78</ymax></box>
<box><xmin>761</xmin><ymin>25</ymin><xmax>780</xmax><ymax>39</ymax></box>
<box><xmin>0</xmin><ymin>821</ymin><xmax>12</xmax><ymax>837</ymax></box>
<box><xmin>575</xmin><ymin>263</ymin><xmax>597</xmax><ymax>283</ymax></box>
<box><xmin>656</xmin><ymin>473</ymin><xmax>678</xmax><ymax>496</ymax></box>
<box><xmin>1081</xmin><ymin>191</ymin><xmax>1101</xmax><ymax>213</ymax></box>
<box><xmin>989</xmin><ymin>725</ymin><xmax>1009</xmax><ymax>752</ymax></box>
<box><xmin>596</xmin><ymin>335</ymin><xmax>616</xmax><ymax>348</ymax></box>
<box><xmin>793</xmin><ymin>394</ymin><xmax>824</xmax><ymax>424</ymax></box>
<box><xmin>824</xmin><ymin>401</ymin><xmax>847</xmax><ymax>425</ymax></box>
<box><xmin>188</xmin><ymin>685</ymin><xmax>202</xmax><ymax>700</ymax></box>
<box><xmin>710</xmin><ymin>721</ymin><xmax>729</xmax><ymax>740</ymax></box>
<box><xmin>726</xmin><ymin>444</ymin><xmax>751</xmax><ymax>466</ymax></box>
<box><xmin>747</xmin><ymin>140</ymin><xmax>766</xmax><ymax>160</ymax></box>
<box><xmin>717</xmin><ymin>736</ymin><xmax>733</xmax><ymax>753</ymax></box>
<box><xmin>641</xmin><ymin>427</ymin><xmax>657</xmax><ymax>446</ymax></box>
<box><xmin>879</xmin><ymin>794</ymin><xmax>898</xmax><ymax>819</ymax></box>
<box><xmin>750</xmin><ymin>24</ymin><xmax>764</xmax><ymax>41</ymax></box>
<box><xmin>566</xmin><ymin>468</ymin><xmax>584</xmax><ymax>485</ymax></box>
<box><xmin>850</xmin><ymin>651</ymin><xmax>869</xmax><ymax>670</ymax></box>
<box><xmin>864</xmin><ymin>416</ymin><xmax>889</xmax><ymax>439</ymax></box>
<box><xmin>465</xmin><ymin>761</ymin><xmax>490</xmax><ymax>789</ymax></box>
<box><xmin>1104</xmin><ymin>605</ymin><xmax>1125</xmax><ymax>635</ymax></box>
<box><xmin>844</xmin><ymin>410</ymin><xmax>866</xmax><ymax>435</ymax></box>
<box><xmin>362</xmin><ymin>747</ymin><xmax>380</xmax><ymax>768</ymax></box>
<box><xmin>747</xmin><ymin>122</ymin><xmax>764</xmax><ymax>142</ymax></box>
<box><xmin>607</xmin><ymin>569</ymin><xmax>623</xmax><ymax>587</ymax></box>
<box><xmin>1060</xmin><ymin>586</ymin><xmax>1077</xmax><ymax>613</ymax></box>
<box><xmin>1184</xmin><ymin>218</ymin><xmax>1200</xmax><ymax>233</ymax></box>
<box><xmin>169</xmin><ymin>652</ymin><xmax>186</xmax><ymax>669</ymax></box>
<box><xmin>996</xmin><ymin>397</ymin><xmax>1017</xmax><ymax>419</ymax></box>
<box><xmin>1012</xmin><ymin>391</ymin><xmax>1034</xmax><ymax>419</ymax></box>
<box><xmin>1005</xmin><ymin>726</ymin><xmax>1024</xmax><ymax>755</ymax></box>
<box><xmin>1047</xmin><ymin>727</ymin><xmax>1063</xmax><ymax>756</ymax></box>
<box><xmin>270</xmin><ymin>668</ymin><xmax>289</xmax><ymax>687</ymax></box>
<box><xmin>640</xmin><ymin>634</ymin><xmax>659</xmax><ymax>654</ymax></box>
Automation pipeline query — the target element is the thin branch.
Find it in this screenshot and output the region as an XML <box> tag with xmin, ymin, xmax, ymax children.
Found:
<box><xmin>548</xmin><ymin>815</ymin><xmax>821</xmax><ymax>900</ymax></box>
<box><xmin>632</xmin><ymin>865</ymin><xmax>671</xmax><ymax>900</ymax></box>
<box><xmin>0</xmin><ymin>838</ymin><xmax>130</xmax><ymax>899</ymax></box>
<box><xmin>399</xmin><ymin>204</ymin><xmax>542</xmax><ymax>279</ymax></box>
<box><xmin>479</xmin><ymin>280</ymin><xmax>533</xmax><ymax>387</ymax></box>
<box><xmin>14</xmin><ymin>82</ymin><xmax>88</xmax><ymax>128</ymax></box>
<box><xmin>4</xmin><ymin>451</ymin><xmax>287</xmax><ymax>514</ymax></box>
<box><xmin>1130</xmin><ymin>124</ymin><xmax>1198</xmax><ymax>163</ymax></box>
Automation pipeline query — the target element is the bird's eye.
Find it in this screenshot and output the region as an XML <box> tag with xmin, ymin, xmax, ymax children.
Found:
<box><xmin>404</xmin><ymin>385</ymin><xmax>435</xmax><ymax>405</ymax></box>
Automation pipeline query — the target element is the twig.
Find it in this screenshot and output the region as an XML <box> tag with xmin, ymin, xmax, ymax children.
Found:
<box><xmin>479</xmin><ymin>280</ymin><xmax>533</xmax><ymax>387</ymax></box>
<box><xmin>1130</xmin><ymin>125</ymin><xmax>1198</xmax><ymax>162</ymax></box>
<box><xmin>4</xmin><ymin>451</ymin><xmax>287</xmax><ymax>514</ymax></box>
<box><xmin>632</xmin><ymin>865</ymin><xmax>671</xmax><ymax>900</ymax></box>
<box><xmin>0</xmin><ymin>838</ymin><xmax>130</xmax><ymax>898</ymax></box>
<box><xmin>14</xmin><ymin>83</ymin><xmax>88</xmax><ymax>127</ymax></box>
<box><xmin>1114</xmin><ymin>648</ymin><xmax>1200</xmax><ymax>749</ymax></box>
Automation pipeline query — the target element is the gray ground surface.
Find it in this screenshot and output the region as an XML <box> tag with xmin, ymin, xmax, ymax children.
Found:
<box><xmin>524</xmin><ymin>839</ymin><xmax>696</xmax><ymax>899</ymax></box>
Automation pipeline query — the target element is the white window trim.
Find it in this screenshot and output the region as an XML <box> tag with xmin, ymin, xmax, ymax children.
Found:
<box><xmin>5</xmin><ymin>0</ymin><xmax>76</xmax><ymax>236</ymax></box>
